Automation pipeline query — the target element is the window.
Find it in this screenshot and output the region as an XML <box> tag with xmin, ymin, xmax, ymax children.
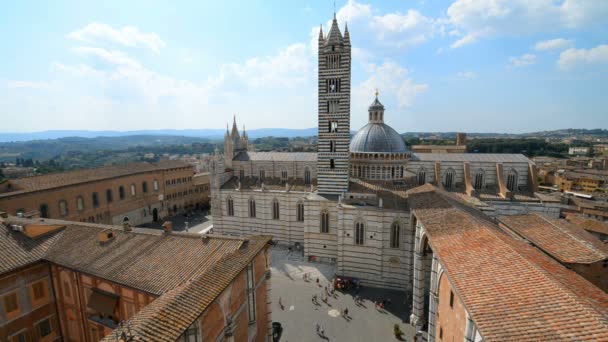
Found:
<box><xmin>249</xmin><ymin>198</ymin><xmax>256</xmax><ymax>218</ymax></box>
<box><xmin>320</xmin><ymin>210</ymin><xmax>329</xmax><ymax>233</ymax></box>
<box><xmin>142</xmin><ymin>181</ymin><xmax>148</xmax><ymax>193</ymax></box>
<box><xmin>390</xmin><ymin>223</ymin><xmax>400</xmax><ymax>248</ymax></box>
<box><xmin>39</xmin><ymin>204</ymin><xmax>49</xmax><ymax>218</ymax></box>
<box><xmin>240</xmin><ymin>169</ymin><xmax>245</xmax><ymax>180</ymax></box>
<box><xmin>327</xmin><ymin>78</ymin><xmax>341</xmax><ymax>93</ymax></box>
<box><xmin>507</xmin><ymin>169</ymin><xmax>518</xmax><ymax>192</ymax></box>
<box><xmin>443</xmin><ymin>168</ymin><xmax>455</xmax><ymax>190</ymax></box>
<box><xmin>9</xmin><ymin>330</ymin><xmax>29</xmax><ymax>342</ymax></box>
<box><xmin>272</xmin><ymin>199</ymin><xmax>280</xmax><ymax>220</ymax></box>
<box><xmin>449</xmin><ymin>290</ymin><xmax>454</xmax><ymax>308</ymax></box>
<box><xmin>3</xmin><ymin>292</ymin><xmax>19</xmax><ymax>316</ymax></box>
<box><xmin>304</xmin><ymin>167</ymin><xmax>311</xmax><ymax>185</ymax></box>
<box><xmin>355</xmin><ymin>222</ymin><xmax>365</xmax><ymax>245</ymax></box>
<box><xmin>77</xmin><ymin>196</ymin><xmax>85</xmax><ymax>211</ymax></box>
<box><xmin>329</xmin><ymin>140</ymin><xmax>336</xmax><ymax>152</ymax></box>
<box><xmin>119</xmin><ymin>186</ymin><xmax>125</xmax><ymax>200</ymax></box>
<box><xmin>106</xmin><ymin>189</ymin><xmax>113</xmax><ymax>203</ymax></box>
<box><xmin>418</xmin><ymin>168</ymin><xmax>426</xmax><ymax>185</ymax></box>
<box><xmin>59</xmin><ymin>200</ymin><xmax>68</xmax><ymax>216</ymax></box>
<box><xmin>37</xmin><ymin>317</ymin><xmax>52</xmax><ymax>338</ymax></box>
<box><xmin>439</xmin><ymin>327</ymin><xmax>443</xmax><ymax>339</ymax></box>
<box><xmin>328</xmin><ymin>101</ymin><xmax>339</xmax><ymax>114</ymax></box>
<box><xmin>296</xmin><ymin>201</ymin><xmax>304</xmax><ymax>222</ymax></box>
<box><xmin>130</xmin><ymin>184</ymin><xmax>136</xmax><ymax>196</ymax></box>
<box><xmin>473</xmin><ymin>169</ymin><xmax>484</xmax><ymax>190</ymax></box>
<box><xmin>32</xmin><ymin>280</ymin><xmax>47</xmax><ymax>301</ymax></box>
<box><xmin>281</xmin><ymin>170</ymin><xmax>288</xmax><ymax>183</ymax></box>
<box><xmin>92</xmin><ymin>193</ymin><xmax>99</xmax><ymax>208</ymax></box>
<box><xmin>154</xmin><ymin>180</ymin><xmax>159</xmax><ymax>191</ymax></box>
<box><xmin>246</xmin><ymin>263</ymin><xmax>256</xmax><ymax>323</ymax></box>
<box><xmin>330</xmin><ymin>159</ymin><xmax>335</xmax><ymax>169</ymax></box>
<box><xmin>259</xmin><ymin>169</ymin><xmax>265</xmax><ymax>181</ymax></box>
<box><xmin>227</xmin><ymin>197</ymin><xmax>234</xmax><ymax>216</ymax></box>
<box><xmin>326</xmin><ymin>54</ymin><xmax>341</xmax><ymax>69</ymax></box>
<box><xmin>181</xmin><ymin>323</ymin><xmax>200</xmax><ymax>342</ymax></box>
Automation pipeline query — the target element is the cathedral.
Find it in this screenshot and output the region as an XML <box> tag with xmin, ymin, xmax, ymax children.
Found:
<box><xmin>209</xmin><ymin>16</ymin><xmax>561</xmax><ymax>289</ymax></box>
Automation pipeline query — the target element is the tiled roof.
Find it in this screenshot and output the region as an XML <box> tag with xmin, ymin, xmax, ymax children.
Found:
<box><xmin>0</xmin><ymin>220</ymin><xmax>65</xmax><ymax>275</ymax></box>
<box><xmin>101</xmin><ymin>235</ymin><xmax>271</xmax><ymax>341</ymax></box>
<box><xmin>407</xmin><ymin>184</ymin><xmax>608</xmax><ymax>341</ymax></box>
<box><xmin>233</xmin><ymin>151</ymin><xmax>317</xmax><ymax>162</ymax></box>
<box><xmin>412</xmin><ymin>153</ymin><xmax>531</xmax><ymax>163</ymax></box>
<box><xmin>565</xmin><ymin>214</ymin><xmax>608</xmax><ymax>235</ymax></box>
<box><xmin>498</xmin><ymin>214</ymin><xmax>608</xmax><ymax>264</ymax></box>
<box><xmin>43</xmin><ymin>224</ymin><xmax>246</xmax><ymax>295</ymax></box>
<box><xmin>1</xmin><ymin>161</ymin><xmax>191</xmax><ymax>197</ymax></box>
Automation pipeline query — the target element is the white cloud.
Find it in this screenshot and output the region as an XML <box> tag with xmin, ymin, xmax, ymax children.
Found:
<box><xmin>456</xmin><ymin>71</ymin><xmax>477</xmax><ymax>80</ymax></box>
<box><xmin>534</xmin><ymin>38</ymin><xmax>573</xmax><ymax>51</ymax></box>
<box><xmin>370</xmin><ymin>10</ymin><xmax>436</xmax><ymax>48</ymax></box>
<box><xmin>355</xmin><ymin>60</ymin><xmax>428</xmax><ymax>111</ymax></box>
<box><xmin>67</xmin><ymin>22</ymin><xmax>166</xmax><ymax>53</ymax></box>
<box><xmin>558</xmin><ymin>44</ymin><xmax>608</xmax><ymax>69</ymax></box>
<box><xmin>447</xmin><ymin>0</ymin><xmax>608</xmax><ymax>48</ymax></box>
<box><xmin>509</xmin><ymin>54</ymin><xmax>537</xmax><ymax>67</ymax></box>
<box><xmin>71</xmin><ymin>46</ymin><xmax>142</xmax><ymax>69</ymax></box>
<box><xmin>5</xmin><ymin>80</ymin><xmax>56</xmax><ymax>90</ymax></box>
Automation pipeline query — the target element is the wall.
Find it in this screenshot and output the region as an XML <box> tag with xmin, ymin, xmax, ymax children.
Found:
<box><xmin>435</xmin><ymin>273</ymin><xmax>467</xmax><ymax>342</ymax></box>
<box><xmin>485</xmin><ymin>201</ymin><xmax>562</xmax><ymax>218</ymax></box>
<box><xmin>570</xmin><ymin>261</ymin><xmax>608</xmax><ymax>292</ymax></box>
<box><xmin>0</xmin><ymin>263</ymin><xmax>60</xmax><ymax>342</ymax></box>
<box><xmin>232</xmin><ymin>160</ymin><xmax>317</xmax><ymax>181</ymax></box>
<box><xmin>50</xmin><ymin>265</ymin><xmax>155</xmax><ymax>342</ymax></box>
<box><xmin>198</xmin><ymin>248</ymin><xmax>270</xmax><ymax>342</ymax></box>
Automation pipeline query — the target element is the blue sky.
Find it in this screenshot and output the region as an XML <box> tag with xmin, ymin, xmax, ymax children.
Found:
<box><xmin>1</xmin><ymin>0</ymin><xmax>607</xmax><ymax>133</ymax></box>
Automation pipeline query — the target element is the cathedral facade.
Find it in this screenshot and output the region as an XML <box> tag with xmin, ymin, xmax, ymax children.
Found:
<box><xmin>209</xmin><ymin>17</ymin><xmax>561</xmax><ymax>290</ymax></box>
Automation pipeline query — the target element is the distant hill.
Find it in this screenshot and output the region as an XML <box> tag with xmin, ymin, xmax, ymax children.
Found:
<box><xmin>0</xmin><ymin>128</ymin><xmax>319</xmax><ymax>143</ymax></box>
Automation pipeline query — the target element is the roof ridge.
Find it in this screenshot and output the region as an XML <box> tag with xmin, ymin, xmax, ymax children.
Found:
<box><xmin>534</xmin><ymin>213</ymin><xmax>608</xmax><ymax>259</ymax></box>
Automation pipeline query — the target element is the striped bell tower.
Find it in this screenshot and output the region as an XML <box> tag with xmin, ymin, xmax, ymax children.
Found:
<box><xmin>317</xmin><ymin>15</ymin><xmax>351</xmax><ymax>195</ymax></box>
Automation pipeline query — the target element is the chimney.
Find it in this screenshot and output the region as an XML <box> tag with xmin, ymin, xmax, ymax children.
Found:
<box><xmin>98</xmin><ymin>229</ymin><xmax>115</xmax><ymax>244</ymax></box>
<box><xmin>456</xmin><ymin>133</ymin><xmax>467</xmax><ymax>146</ymax></box>
<box><xmin>162</xmin><ymin>221</ymin><xmax>173</xmax><ymax>233</ymax></box>
<box><xmin>122</xmin><ymin>221</ymin><xmax>132</xmax><ymax>232</ymax></box>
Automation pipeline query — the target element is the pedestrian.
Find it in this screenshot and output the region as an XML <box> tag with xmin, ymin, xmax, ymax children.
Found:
<box><xmin>316</xmin><ymin>323</ymin><xmax>320</xmax><ymax>335</ymax></box>
<box><xmin>344</xmin><ymin>307</ymin><xmax>349</xmax><ymax>318</ymax></box>
<box><xmin>316</xmin><ymin>277</ymin><xmax>320</xmax><ymax>284</ymax></box>
<box><xmin>279</xmin><ymin>297</ymin><xmax>284</xmax><ymax>310</ymax></box>
<box><xmin>320</xmin><ymin>326</ymin><xmax>325</xmax><ymax>338</ymax></box>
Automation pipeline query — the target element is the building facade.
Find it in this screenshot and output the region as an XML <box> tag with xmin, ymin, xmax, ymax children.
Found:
<box><xmin>0</xmin><ymin>161</ymin><xmax>209</xmax><ymax>227</ymax></box>
<box><xmin>0</xmin><ymin>215</ymin><xmax>271</xmax><ymax>342</ymax></box>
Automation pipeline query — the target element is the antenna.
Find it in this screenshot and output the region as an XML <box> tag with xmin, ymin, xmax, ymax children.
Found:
<box><xmin>333</xmin><ymin>0</ymin><xmax>336</xmax><ymax>19</ymax></box>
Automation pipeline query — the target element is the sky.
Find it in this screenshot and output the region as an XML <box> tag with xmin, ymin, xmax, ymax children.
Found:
<box><xmin>1</xmin><ymin>0</ymin><xmax>607</xmax><ymax>134</ymax></box>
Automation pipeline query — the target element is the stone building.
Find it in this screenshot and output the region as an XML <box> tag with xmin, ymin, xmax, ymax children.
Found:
<box><xmin>0</xmin><ymin>161</ymin><xmax>209</xmax><ymax>227</ymax></box>
<box><xmin>0</xmin><ymin>214</ymin><xmax>271</xmax><ymax>341</ymax></box>
<box><xmin>210</xmin><ymin>15</ymin><xmax>564</xmax><ymax>290</ymax></box>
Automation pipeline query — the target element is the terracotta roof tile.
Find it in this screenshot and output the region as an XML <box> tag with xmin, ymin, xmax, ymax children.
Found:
<box><xmin>498</xmin><ymin>214</ymin><xmax>608</xmax><ymax>264</ymax></box>
<box><xmin>407</xmin><ymin>184</ymin><xmax>608</xmax><ymax>341</ymax></box>
<box><xmin>565</xmin><ymin>214</ymin><xmax>608</xmax><ymax>235</ymax></box>
<box><xmin>0</xmin><ymin>221</ymin><xmax>64</xmax><ymax>274</ymax></box>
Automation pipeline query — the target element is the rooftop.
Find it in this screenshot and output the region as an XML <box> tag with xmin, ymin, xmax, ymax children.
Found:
<box><xmin>407</xmin><ymin>184</ymin><xmax>608</xmax><ymax>341</ymax></box>
<box><xmin>565</xmin><ymin>214</ymin><xmax>608</xmax><ymax>235</ymax></box>
<box><xmin>232</xmin><ymin>151</ymin><xmax>316</xmax><ymax>162</ymax></box>
<box><xmin>498</xmin><ymin>213</ymin><xmax>608</xmax><ymax>264</ymax></box>
<box><xmin>411</xmin><ymin>153</ymin><xmax>531</xmax><ymax>163</ymax></box>
<box><xmin>0</xmin><ymin>160</ymin><xmax>191</xmax><ymax>197</ymax></box>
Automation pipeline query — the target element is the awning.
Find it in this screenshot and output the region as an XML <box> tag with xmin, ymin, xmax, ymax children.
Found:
<box><xmin>88</xmin><ymin>290</ymin><xmax>118</xmax><ymax>316</ymax></box>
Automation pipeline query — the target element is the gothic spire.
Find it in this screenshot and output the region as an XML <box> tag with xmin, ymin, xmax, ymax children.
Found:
<box><xmin>231</xmin><ymin>115</ymin><xmax>239</xmax><ymax>138</ymax></box>
<box><xmin>344</xmin><ymin>22</ymin><xmax>350</xmax><ymax>43</ymax></box>
<box><xmin>318</xmin><ymin>24</ymin><xmax>324</xmax><ymax>40</ymax></box>
<box><xmin>326</xmin><ymin>15</ymin><xmax>343</xmax><ymax>45</ymax></box>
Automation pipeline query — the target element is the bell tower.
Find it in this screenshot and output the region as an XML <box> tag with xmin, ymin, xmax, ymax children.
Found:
<box><xmin>317</xmin><ymin>15</ymin><xmax>351</xmax><ymax>195</ymax></box>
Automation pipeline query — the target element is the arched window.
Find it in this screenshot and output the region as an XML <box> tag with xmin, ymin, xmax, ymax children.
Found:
<box><xmin>77</xmin><ymin>196</ymin><xmax>84</xmax><ymax>211</ymax></box>
<box><xmin>153</xmin><ymin>180</ymin><xmax>159</xmax><ymax>191</ymax></box>
<box><xmin>130</xmin><ymin>184</ymin><xmax>136</xmax><ymax>196</ymax></box>
<box><xmin>390</xmin><ymin>222</ymin><xmax>400</xmax><ymax>248</ymax></box>
<box><xmin>417</xmin><ymin>168</ymin><xmax>426</xmax><ymax>185</ymax></box>
<box><xmin>249</xmin><ymin>198</ymin><xmax>256</xmax><ymax>218</ymax></box>
<box><xmin>142</xmin><ymin>181</ymin><xmax>148</xmax><ymax>193</ymax></box>
<box><xmin>474</xmin><ymin>169</ymin><xmax>484</xmax><ymax>190</ymax></box>
<box><xmin>443</xmin><ymin>168</ymin><xmax>455</xmax><ymax>190</ymax></box>
<box><xmin>259</xmin><ymin>169</ymin><xmax>265</xmax><ymax>181</ymax></box>
<box><xmin>92</xmin><ymin>192</ymin><xmax>99</xmax><ymax>208</ymax></box>
<box><xmin>304</xmin><ymin>167</ymin><xmax>311</xmax><ymax>185</ymax></box>
<box><xmin>272</xmin><ymin>199</ymin><xmax>280</xmax><ymax>220</ymax></box>
<box><xmin>296</xmin><ymin>201</ymin><xmax>304</xmax><ymax>222</ymax></box>
<box><xmin>354</xmin><ymin>221</ymin><xmax>365</xmax><ymax>245</ymax></box>
<box><xmin>106</xmin><ymin>189</ymin><xmax>113</xmax><ymax>203</ymax></box>
<box><xmin>227</xmin><ymin>197</ymin><xmax>234</xmax><ymax>216</ymax></box>
<box><xmin>281</xmin><ymin>170</ymin><xmax>288</xmax><ymax>183</ymax></box>
<box><xmin>320</xmin><ymin>210</ymin><xmax>329</xmax><ymax>233</ymax></box>
<box><xmin>119</xmin><ymin>186</ymin><xmax>125</xmax><ymax>200</ymax></box>
<box><xmin>507</xmin><ymin>169</ymin><xmax>518</xmax><ymax>192</ymax></box>
<box><xmin>59</xmin><ymin>200</ymin><xmax>68</xmax><ymax>216</ymax></box>
<box><xmin>330</xmin><ymin>159</ymin><xmax>335</xmax><ymax>169</ymax></box>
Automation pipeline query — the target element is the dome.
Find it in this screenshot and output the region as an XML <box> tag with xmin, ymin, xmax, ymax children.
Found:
<box><xmin>350</xmin><ymin>122</ymin><xmax>408</xmax><ymax>153</ymax></box>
